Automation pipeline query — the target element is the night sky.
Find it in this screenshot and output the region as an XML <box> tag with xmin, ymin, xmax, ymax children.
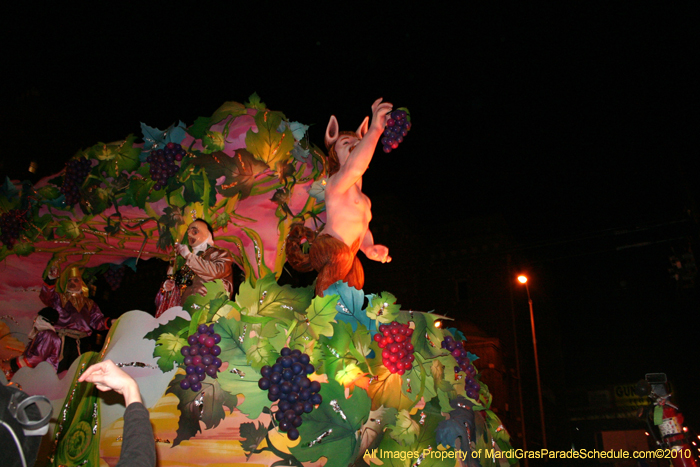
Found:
<box><xmin>3</xmin><ymin>2</ymin><xmax>700</xmax><ymax>435</ymax></box>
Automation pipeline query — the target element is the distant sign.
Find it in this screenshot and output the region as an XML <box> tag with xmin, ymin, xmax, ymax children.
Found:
<box><xmin>613</xmin><ymin>384</ymin><xmax>649</xmax><ymax>407</ymax></box>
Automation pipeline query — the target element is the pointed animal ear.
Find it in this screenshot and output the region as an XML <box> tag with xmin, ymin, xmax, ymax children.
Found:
<box><xmin>356</xmin><ymin>116</ymin><xmax>369</xmax><ymax>139</ymax></box>
<box><xmin>325</xmin><ymin>115</ymin><xmax>340</xmax><ymax>148</ymax></box>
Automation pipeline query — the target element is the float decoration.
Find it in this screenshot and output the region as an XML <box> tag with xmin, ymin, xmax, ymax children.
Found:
<box><xmin>141</xmin><ymin>276</ymin><xmax>517</xmax><ymax>466</ymax></box>
<box><xmin>0</xmin><ymin>93</ymin><xmax>325</xmax><ymax>283</ymax></box>
<box><xmin>0</xmin><ymin>95</ymin><xmax>517</xmax><ymax>466</ymax></box>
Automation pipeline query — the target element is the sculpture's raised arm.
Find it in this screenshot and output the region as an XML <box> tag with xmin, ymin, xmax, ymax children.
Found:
<box><xmin>325</xmin><ymin>98</ymin><xmax>393</xmax><ymax>194</ymax></box>
<box><xmin>286</xmin><ymin>99</ymin><xmax>392</xmax><ymax>296</ymax></box>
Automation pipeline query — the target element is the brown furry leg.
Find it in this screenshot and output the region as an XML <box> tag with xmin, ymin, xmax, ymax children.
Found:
<box><xmin>309</xmin><ymin>235</ymin><xmax>356</xmax><ymax>296</ymax></box>
<box><xmin>343</xmin><ymin>256</ymin><xmax>365</xmax><ymax>291</ymax></box>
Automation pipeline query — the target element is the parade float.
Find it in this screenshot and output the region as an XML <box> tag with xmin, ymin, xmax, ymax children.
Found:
<box><xmin>0</xmin><ymin>95</ymin><xmax>516</xmax><ymax>466</ymax></box>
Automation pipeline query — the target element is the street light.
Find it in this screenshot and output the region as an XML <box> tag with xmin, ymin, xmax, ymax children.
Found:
<box><xmin>517</xmin><ymin>275</ymin><xmax>547</xmax><ymax>450</ymax></box>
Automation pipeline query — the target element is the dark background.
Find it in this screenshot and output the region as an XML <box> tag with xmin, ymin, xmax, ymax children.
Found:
<box><xmin>2</xmin><ymin>1</ymin><xmax>699</xmax><ymax>451</ymax></box>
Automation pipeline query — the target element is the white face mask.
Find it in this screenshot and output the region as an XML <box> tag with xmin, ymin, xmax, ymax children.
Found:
<box><xmin>187</xmin><ymin>222</ymin><xmax>212</xmax><ymax>248</ymax></box>
<box><xmin>66</xmin><ymin>277</ymin><xmax>84</xmax><ymax>294</ymax></box>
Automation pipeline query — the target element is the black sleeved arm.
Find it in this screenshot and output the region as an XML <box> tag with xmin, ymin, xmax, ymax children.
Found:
<box><xmin>115</xmin><ymin>402</ymin><xmax>156</xmax><ymax>467</ymax></box>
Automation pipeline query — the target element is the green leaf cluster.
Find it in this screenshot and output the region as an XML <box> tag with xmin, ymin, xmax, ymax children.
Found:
<box><xmin>290</xmin><ymin>380</ymin><xmax>371</xmax><ymax>467</ymax></box>
<box><xmin>0</xmin><ymin>96</ymin><xmax>324</xmax><ymax>272</ymax></box>
<box><xmin>245</xmin><ymin>110</ymin><xmax>295</xmax><ymax>167</ymax></box>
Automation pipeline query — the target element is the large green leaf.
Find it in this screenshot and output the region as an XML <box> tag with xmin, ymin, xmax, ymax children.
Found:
<box><xmin>182</xmin><ymin>280</ymin><xmax>232</xmax><ymax>326</ymax></box>
<box><xmin>402</xmin><ymin>354</ymin><xmax>438</xmax><ymax>406</ymax></box>
<box><xmin>168</xmin><ymin>189</ymin><xmax>187</xmax><ymax>208</ymax></box>
<box><xmin>57</xmin><ymin>220</ymin><xmax>80</xmax><ymax>239</ymax></box>
<box><xmin>483</xmin><ymin>408</ymin><xmax>514</xmax><ymax>455</ymax></box>
<box><xmin>187</xmin><ymin>116</ymin><xmax>212</xmax><ymax>140</ymax></box>
<box><xmin>93</xmin><ymin>134</ymin><xmax>141</xmax><ymax>178</ymax></box>
<box><xmin>237</xmin><ymin>274</ymin><xmax>312</xmax><ymax>324</ymax></box>
<box><xmin>213</xmin><ymin>211</ymin><xmax>231</xmax><ymax>230</ymax></box>
<box><xmin>473</xmin><ymin>410</ymin><xmax>504</xmax><ymax>467</ymax></box>
<box><xmin>166</xmin><ymin>374</ymin><xmax>238</xmax><ymax>446</ymax></box>
<box><xmin>351</xmin><ymin>325</ymin><xmax>373</xmax><ymax>363</ymax></box>
<box><xmin>30</xmin><ymin>213</ymin><xmax>53</xmax><ymax>239</ymax></box>
<box><xmin>145</xmin><ymin>316</ymin><xmax>191</xmax><ymax>371</ymax></box>
<box><xmin>314</xmin><ymin>321</ymin><xmax>372</xmax><ymax>382</ymax></box>
<box><xmin>406</xmin><ymin>310</ymin><xmax>449</xmax><ymax>358</ymax></box>
<box><xmin>37</xmin><ymin>185</ymin><xmax>61</xmax><ymax>201</ymax></box>
<box><xmin>366</xmin><ymin>350</ymin><xmax>419</xmax><ymax>412</ymax></box>
<box><xmin>358</xmin><ymin>406</ymin><xmax>398</xmax><ymax>458</ymax></box>
<box><xmin>365</xmin><ymin>292</ymin><xmax>401</xmax><ymax>324</ymax></box>
<box><xmin>245</xmin><ymin>110</ymin><xmax>295</xmax><ymax>167</ymax></box>
<box><xmin>364</xmin><ymin>341</ymin><xmax>436</xmax><ymax>412</ymax></box>
<box><xmin>325</xmin><ymin>282</ymin><xmax>375</xmax><ymax>333</ymax></box>
<box><xmin>245</xmin><ymin>92</ymin><xmax>266</xmax><ymax>111</ymax></box>
<box><xmin>182</xmin><ymin>167</ymin><xmax>215</xmax><ymax>205</ymax></box>
<box><xmin>153</xmin><ymin>332</ymin><xmax>187</xmax><ymax>372</ymax></box>
<box><xmin>263</xmin><ymin>321</ymin><xmax>290</xmax><ymax>353</ymax></box>
<box><xmin>290</xmin><ymin>381</ymin><xmax>371</xmax><ymax>467</ymax></box>
<box><xmin>12</xmin><ymin>241</ymin><xmax>35</xmax><ymax>257</ymax></box>
<box><xmin>210</xmin><ymin>101</ymin><xmax>247</xmax><ymax>124</ymax></box>
<box><xmin>245</xmin><ymin>337</ymin><xmax>277</xmax><ymax>370</ymax></box>
<box><xmin>145</xmin><ymin>316</ymin><xmax>190</xmax><ymax>342</ymax></box>
<box><xmin>290</xmin><ymin>294</ymin><xmax>338</xmax><ymax>342</ymax></box>
<box><xmin>432</xmin><ymin>354</ymin><xmax>468</xmax><ymax>413</ymax></box>
<box><xmin>315</xmin><ymin>322</ymin><xmax>356</xmax><ymax>378</ymax></box>
<box><xmin>375</xmin><ymin>408</ymin><xmax>456</xmax><ymax>467</ymax></box>
<box><xmin>386</xmin><ymin>409</ymin><xmax>420</xmax><ymax>446</ymax></box>
<box><xmin>81</xmin><ymin>185</ymin><xmax>111</xmax><ymax>214</ymax></box>
<box><xmin>435</xmin><ymin>398</ymin><xmax>475</xmax><ymax>451</ymax></box>
<box><xmin>201</xmin><ymin>131</ymin><xmax>225</xmax><ymax>153</ymax></box>
<box><xmin>192</xmin><ymin>150</ymin><xmax>268</xmax><ymax>201</ymax></box>
<box><xmin>214</xmin><ymin>317</ymin><xmax>267</xmax><ymax>419</ymax></box>
<box><xmin>122</xmin><ymin>177</ymin><xmax>157</xmax><ymax>207</ymax></box>
<box><xmin>239</xmin><ymin>421</ymin><xmax>269</xmax><ymax>457</ymax></box>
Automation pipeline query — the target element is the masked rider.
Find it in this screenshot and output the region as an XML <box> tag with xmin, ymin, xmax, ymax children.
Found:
<box><xmin>41</xmin><ymin>265</ymin><xmax>111</xmax><ymax>372</ymax></box>
<box><xmin>159</xmin><ymin>219</ymin><xmax>235</xmax><ymax>311</ymax></box>
<box><xmin>4</xmin><ymin>308</ymin><xmax>61</xmax><ymax>380</ymax></box>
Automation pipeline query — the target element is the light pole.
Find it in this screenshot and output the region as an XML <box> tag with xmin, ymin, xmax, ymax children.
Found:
<box><xmin>508</xmin><ymin>255</ymin><xmax>528</xmax><ymax>467</ymax></box>
<box><xmin>517</xmin><ymin>275</ymin><xmax>547</xmax><ymax>450</ymax></box>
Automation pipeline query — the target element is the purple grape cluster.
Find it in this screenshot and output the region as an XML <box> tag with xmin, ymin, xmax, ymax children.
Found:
<box><xmin>146</xmin><ymin>142</ymin><xmax>186</xmax><ymax>191</ymax></box>
<box><xmin>441</xmin><ymin>335</ymin><xmax>480</xmax><ymax>399</ymax></box>
<box><xmin>258</xmin><ymin>347</ymin><xmax>322</xmax><ymax>441</ymax></box>
<box><xmin>179</xmin><ymin>324</ymin><xmax>223</xmax><ymax>392</ymax></box>
<box><xmin>60</xmin><ymin>158</ymin><xmax>92</xmax><ymax>205</ymax></box>
<box><xmin>381</xmin><ymin>109</ymin><xmax>411</xmax><ymax>153</ymax></box>
<box><xmin>103</xmin><ymin>266</ymin><xmax>126</xmax><ymax>291</ymax></box>
<box><xmin>0</xmin><ymin>209</ymin><xmax>27</xmax><ymax>250</ymax></box>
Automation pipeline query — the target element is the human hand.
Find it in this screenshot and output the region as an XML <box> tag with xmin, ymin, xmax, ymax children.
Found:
<box><xmin>369</xmin><ymin>98</ymin><xmax>393</xmax><ymax>133</ymax></box>
<box><xmin>365</xmin><ymin>244</ymin><xmax>392</xmax><ymax>263</ymax></box>
<box><xmin>175</xmin><ymin>242</ymin><xmax>191</xmax><ymax>258</ymax></box>
<box><xmin>78</xmin><ymin>360</ymin><xmax>142</xmax><ymax>406</ymax></box>
<box><xmin>163</xmin><ymin>279</ymin><xmax>176</xmax><ymax>292</ymax></box>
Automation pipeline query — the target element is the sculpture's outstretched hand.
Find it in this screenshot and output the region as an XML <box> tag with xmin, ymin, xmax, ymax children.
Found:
<box><xmin>365</xmin><ymin>244</ymin><xmax>392</xmax><ymax>263</ymax></box>
<box><xmin>369</xmin><ymin>98</ymin><xmax>393</xmax><ymax>134</ymax></box>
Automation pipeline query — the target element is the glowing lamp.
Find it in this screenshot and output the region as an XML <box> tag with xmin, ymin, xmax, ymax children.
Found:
<box><xmin>517</xmin><ymin>275</ymin><xmax>527</xmax><ymax>284</ymax></box>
